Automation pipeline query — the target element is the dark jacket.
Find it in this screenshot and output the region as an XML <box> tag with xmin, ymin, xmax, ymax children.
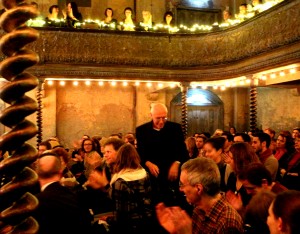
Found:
<box><xmin>33</xmin><ymin>182</ymin><xmax>92</xmax><ymax>234</ymax></box>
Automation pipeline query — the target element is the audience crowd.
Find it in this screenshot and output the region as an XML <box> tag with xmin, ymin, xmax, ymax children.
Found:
<box><xmin>13</xmin><ymin>0</ymin><xmax>286</xmax><ymax>33</ymax></box>
<box><xmin>2</xmin><ymin>101</ymin><xmax>299</xmax><ymax>233</ymax></box>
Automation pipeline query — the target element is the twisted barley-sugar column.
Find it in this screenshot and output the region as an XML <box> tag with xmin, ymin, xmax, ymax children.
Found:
<box><xmin>249</xmin><ymin>86</ymin><xmax>258</xmax><ymax>132</ymax></box>
<box><xmin>180</xmin><ymin>83</ymin><xmax>188</xmax><ymax>138</ymax></box>
<box><xmin>0</xmin><ymin>0</ymin><xmax>40</xmax><ymax>233</ymax></box>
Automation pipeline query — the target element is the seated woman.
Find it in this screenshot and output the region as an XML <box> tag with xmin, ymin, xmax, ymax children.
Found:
<box><xmin>63</xmin><ymin>1</ymin><xmax>83</xmax><ymax>28</ymax></box>
<box><xmin>90</xmin><ymin>143</ymin><xmax>155</xmax><ymax>233</ymax></box>
<box><xmin>101</xmin><ymin>7</ymin><xmax>117</xmax><ymax>30</ymax></box>
<box><xmin>267</xmin><ymin>190</ymin><xmax>300</xmax><ymax>234</ymax></box>
<box><xmin>119</xmin><ymin>7</ymin><xmax>135</xmax><ymax>31</ymax></box>
<box><xmin>137</xmin><ymin>10</ymin><xmax>154</xmax><ymax>31</ymax></box>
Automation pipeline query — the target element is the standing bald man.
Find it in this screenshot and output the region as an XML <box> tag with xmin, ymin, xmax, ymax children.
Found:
<box><xmin>136</xmin><ymin>103</ymin><xmax>189</xmax><ymax>207</ymax></box>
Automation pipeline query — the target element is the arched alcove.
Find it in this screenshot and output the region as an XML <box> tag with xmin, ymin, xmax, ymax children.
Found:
<box><xmin>170</xmin><ymin>88</ymin><xmax>224</xmax><ymax>136</ymax></box>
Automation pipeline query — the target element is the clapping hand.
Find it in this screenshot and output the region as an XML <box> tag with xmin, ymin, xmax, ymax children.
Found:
<box><xmin>156</xmin><ymin>203</ymin><xmax>192</xmax><ymax>234</ymax></box>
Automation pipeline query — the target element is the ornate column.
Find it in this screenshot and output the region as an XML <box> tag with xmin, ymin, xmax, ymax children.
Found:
<box><xmin>180</xmin><ymin>82</ymin><xmax>189</xmax><ymax>138</ymax></box>
<box><xmin>249</xmin><ymin>77</ymin><xmax>258</xmax><ymax>132</ymax></box>
<box><xmin>36</xmin><ymin>78</ymin><xmax>44</xmax><ymax>147</ymax></box>
<box><xmin>0</xmin><ymin>2</ymin><xmax>39</xmax><ymax>232</ymax></box>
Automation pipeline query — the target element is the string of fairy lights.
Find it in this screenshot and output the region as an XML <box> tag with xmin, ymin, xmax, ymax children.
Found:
<box><xmin>43</xmin><ymin>65</ymin><xmax>299</xmax><ymax>90</ymax></box>
<box><xmin>27</xmin><ymin>0</ymin><xmax>283</xmax><ymax>32</ymax></box>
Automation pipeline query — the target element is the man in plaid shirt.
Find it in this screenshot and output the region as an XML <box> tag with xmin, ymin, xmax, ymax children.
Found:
<box><xmin>156</xmin><ymin>157</ymin><xmax>244</xmax><ymax>234</ymax></box>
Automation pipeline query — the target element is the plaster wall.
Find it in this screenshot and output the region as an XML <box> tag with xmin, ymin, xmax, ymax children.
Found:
<box><xmin>257</xmin><ymin>87</ymin><xmax>300</xmax><ymax>135</ymax></box>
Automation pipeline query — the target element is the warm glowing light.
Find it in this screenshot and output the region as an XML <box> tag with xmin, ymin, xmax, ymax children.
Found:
<box><xmin>201</xmin><ymin>85</ymin><xmax>207</xmax><ymax>89</ymax></box>
<box><xmin>191</xmin><ymin>84</ymin><xmax>197</xmax><ymax>89</ymax></box>
<box><xmin>220</xmin><ymin>86</ymin><xmax>226</xmax><ymax>91</ymax></box>
<box><xmin>261</xmin><ymin>75</ymin><xmax>267</xmax><ymax>80</ymax></box>
<box><xmin>246</xmin><ymin>79</ymin><xmax>251</xmax><ymax>84</ymax></box>
<box><xmin>135</xmin><ymin>81</ymin><xmax>140</xmax><ymax>86</ymax></box>
<box><xmin>59</xmin><ymin>81</ymin><xmax>65</xmax><ymax>86</ymax></box>
<box><xmin>213</xmin><ymin>85</ymin><xmax>218</xmax><ymax>90</ymax></box>
<box><xmin>270</xmin><ymin>74</ymin><xmax>276</xmax><ymax>79</ymax></box>
<box><xmin>73</xmin><ymin>81</ymin><xmax>78</xmax><ymax>86</ymax></box>
<box><xmin>47</xmin><ymin>80</ymin><xmax>53</xmax><ymax>86</ymax></box>
<box><xmin>170</xmin><ymin>83</ymin><xmax>176</xmax><ymax>88</ymax></box>
<box><xmin>279</xmin><ymin>71</ymin><xmax>285</xmax><ymax>76</ymax></box>
<box><xmin>85</xmin><ymin>80</ymin><xmax>91</xmax><ymax>86</ymax></box>
<box><xmin>98</xmin><ymin>81</ymin><xmax>104</xmax><ymax>86</ymax></box>
<box><xmin>123</xmin><ymin>81</ymin><xmax>128</xmax><ymax>86</ymax></box>
<box><xmin>146</xmin><ymin>82</ymin><xmax>152</xmax><ymax>87</ymax></box>
<box><xmin>158</xmin><ymin>83</ymin><xmax>164</xmax><ymax>88</ymax></box>
<box><xmin>290</xmin><ymin>68</ymin><xmax>296</xmax><ymax>74</ymax></box>
<box><xmin>239</xmin><ymin>80</ymin><xmax>245</xmax><ymax>85</ymax></box>
<box><xmin>111</xmin><ymin>81</ymin><xmax>116</xmax><ymax>86</ymax></box>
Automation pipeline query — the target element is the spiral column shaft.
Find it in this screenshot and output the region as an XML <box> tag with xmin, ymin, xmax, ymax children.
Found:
<box><xmin>249</xmin><ymin>86</ymin><xmax>258</xmax><ymax>132</ymax></box>
<box><xmin>180</xmin><ymin>83</ymin><xmax>188</xmax><ymax>138</ymax></box>
<box><xmin>0</xmin><ymin>1</ymin><xmax>40</xmax><ymax>233</ymax></box>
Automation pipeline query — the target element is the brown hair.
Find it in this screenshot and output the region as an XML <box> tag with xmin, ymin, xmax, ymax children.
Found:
<box><xmin>229</xmin><ymin>142</ymin><xmax>259</xmax><ymax>177</ymax></box>
<box><xmin>114</xmin><ymin>143</ymin><xmax>141</xmax><ymax>173</ymax></box>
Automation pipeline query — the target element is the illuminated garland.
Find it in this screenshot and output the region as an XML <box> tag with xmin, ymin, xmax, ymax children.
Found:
<box><xmin>26</xmin><ymin>0</ymin><xmax>284</xmax><ymax>32</ymax></box>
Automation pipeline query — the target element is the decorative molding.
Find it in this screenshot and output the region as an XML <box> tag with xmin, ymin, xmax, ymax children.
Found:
<box><xmin>1</xmin><ymin>0</ymin><xmax>300</xmax><ymax>81</ymax></box>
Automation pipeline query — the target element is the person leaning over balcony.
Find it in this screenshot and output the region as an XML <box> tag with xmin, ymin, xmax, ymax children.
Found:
<box><xmin>63</xmin><ymin>1</ymin><xmax>83</xmax><ymax>28</ymax></box>
<box><xmin>119</xmin><ymin>7</ymin><xmax>136</xmax><ymax>31</ymax></box>
<box><xmin>156</xmin><ymin>157</ymin><xmax>244</xmax><ymax>234</ymax></box>
<box><xmin>137</xmin><ymin>10</ymin><xmax>154</xmax><ymax>31</ymax></box>
<box><xmin>101</xmin><ymin>7</ymin><xmax>117</xmax><ymax>30</ymax></box>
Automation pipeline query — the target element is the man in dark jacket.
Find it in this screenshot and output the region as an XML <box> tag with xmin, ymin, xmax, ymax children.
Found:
<box><xmin>33</xmin><ymin>151</ymin><xmax>92</xmax><ymax>234</ymax></box>
<box><xmin>136</xmin><ymin>103</ymin><xmax>189</xmax><ymax>207</ymax></box>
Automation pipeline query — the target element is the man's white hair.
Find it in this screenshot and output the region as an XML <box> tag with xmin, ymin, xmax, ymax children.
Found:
<box><xmin>150</xmin><ymin>103</ymin><xmax>168</xmax><ymax>114</ymax></box>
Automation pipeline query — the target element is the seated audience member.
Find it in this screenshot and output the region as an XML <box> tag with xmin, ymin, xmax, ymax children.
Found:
<box><xmin>264</xmin><ymin>127</ymin><xmax>277</xmax><ymax>153</ymax></box>
<box><xmin>52</xmin><ymin>147</ymin><xmax>80</xmax><ymax>189</ymax></box>
<box><xmin>195</xmin><ymin>135</ymin><xmax>207</xmax><ymax>157</ymax></box>
<box><xmin>63</xmin><ymin>1</ymin><xmax>83</xmax><ymax>28</ymax></box>
<box><xmin>83</xmin><ymin>138</ymin><xmax>125</xmax><ymax>215</ymax></box>
<box><xmin>91</xmin><ymin>144</ymin><xmax>155</xmax><ymax>233</ymax></box>
<box><xmin>226</xmin><ymin>142</ymin><xmax>260</xmax><ymax>212</ymax></box>
<box><xmin>267</xmin><ymin>190</ymin><xmax>300</xmax><ymax>234</ymax></box>
<box><xmin>137</xmin><ymin>10</ymin><xmax>154</xmax><ymax>31</ymax></box>
<box><xmin>38</xmin><ymin>140</ymin><xmax>52</xmax><ymax>156</ymax></box>
<box><xmin>244</xmin><ymin>190</ymin><xmax>276</xmax><ymax>234</ymax></box>
<box><xmin>222</xmin><ymin>9</ymin><xmax>232</xmax><ymax>23</ymax></box>
<box><xmin>33</xmin><ymin>151</ymin><xmax>92</xmax><ymax>234</ymax></box>
<box><xmin>203</xmin><ymin>137</ymin><xmax>232</xmax><ymax>192</ymax></box>
<box><xmin>45</xmin><ymin>5</ymin><xmax>65</xmax><ymax>27</ymax></box>
<box><xmin>102</xmin><ymin>7</ymin><xmax>117</xmax><ymax>30</ymax></box>
<box><xmin>252</xmin><ymin>132</ymin><xmax>278</xmax><ymax>181</ymax></box>
<box><xmin>229</xmin><ymin>126</ymin><xmax>236</xmax><ymax>136</ymax></box>
<box><xmin>119</xmin><ymin>7</ymin><xmax>135</xmax><ymax>31</ymax></box>
<box><xmin>234</xmin><ymin>132</ymin><xmax>252</xmax><ymax>144</ymax></box>
<box><xmin>213</xmin><ymin>128</ymin><xmax>223</xmax><ymax>137</ymax></box>
<box><xmin>235</xmin><ymin>3</ymin><xmax>248</xmax><ymax>21</ymax></box>
<box><xmin>275</xmin><ymin>132</ymin><xmax>295</xmax><ymax>180</ymax></box>
<box><xmin>82</xmin><ymin>138</ymin><xmax>102</xmax><ymax>179</ymax></box>
<box><xmin>123</xmin><ymin>132</ymin><xmax>136</xmax><ymax>146</ymax></box>
<box><xmin>242</xmin><ymin>162</ymin><xmax>287</xmax><ymax>196</ymax></box>
<box><xmin>163</xmin><ymin>11</ymin><xmax>174</xmax><ymax>27</ymax></box>
<box><xmin>221</xmin><ymin>131</ymin><xmax>234</xmax><ymax>163</ymax></box>
<box><xmin>251</xmin><ymin>0</ymin><xmax>263</xmax><ymax>14</ymax></box>
<box><xmin>46</xmin><ymin>5</ymin><xmax>59</xmax><ymax>20</ymax></box>
<box><xmin>156</xmin><ymin>157</ymin><xmax>244</xmax><ymax>234</ymax></box>
<box><xmin>201</xmin><ymin>131</ymin><xmax>211</xmax><ymax>138</ymax></box>
<box><xmin>185</xmin><ymin>136</ymin><xmax>198</xmax><ymax>159</ymax></box>
<box><xmin>280</xmin><ymin>136</ymin><xmax>300</xmax><ymax>191</ymax></box>
<box><xmin>292</xmin><ymin>127</ymin><xmax>300</xmax><ymax>139</ymax></box>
